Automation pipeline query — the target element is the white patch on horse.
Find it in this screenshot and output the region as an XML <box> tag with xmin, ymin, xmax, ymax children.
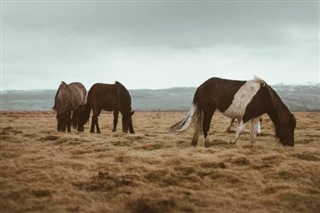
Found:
<box><xmin>222</xmin><ymin>80</ymin><xmax>261</xmax><ymax>118</ymax></box>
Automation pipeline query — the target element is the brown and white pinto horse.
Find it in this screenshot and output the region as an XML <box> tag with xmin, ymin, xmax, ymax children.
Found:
<box><xmin>171</xmin><ymin>77</ymin><xmax>296</xmax><ymax>147</ymax></box>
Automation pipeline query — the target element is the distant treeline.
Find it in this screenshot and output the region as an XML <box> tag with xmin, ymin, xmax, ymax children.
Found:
<box><xmin>1</xmin><ymin>85</ymin><xmax>319</xmax><ymax>111</ymax></box>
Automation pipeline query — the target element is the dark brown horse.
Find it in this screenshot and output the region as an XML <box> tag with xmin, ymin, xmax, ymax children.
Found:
<box><xmin>171</xmin><ymin>77</ymin><xmax>296</xmax><ymax>147</ymax></box>
<box><xmin>52</xmin><ymin>81</ymin><xmax>87</xmax><ymax>132</ymax></box>
<box><xmin>78</xmin><ymin>81</ymin><xmax>135</xmax><ymax>133</ymax></box>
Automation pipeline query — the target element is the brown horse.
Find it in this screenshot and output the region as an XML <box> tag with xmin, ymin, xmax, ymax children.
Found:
<box><xmin>78</xmin><ymin>81</ymin><xmax>135</xmax><ymax>133</ymax></box>
<box><xmin>52</xmin><ymin>81</ymin><xmax>87</xmax><ymax>132</ymax></box>
<box><xmin>171</xmin><ymin>77</ymin><xmax>296</xmax><ymax>147</ymax></box>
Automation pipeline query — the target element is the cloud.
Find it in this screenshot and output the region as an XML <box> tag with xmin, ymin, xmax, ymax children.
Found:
<box><xmin>4</xmin><ymin>1</ymin><xmax>318</xmax><ymax>48</ymax></box>
<box><xmin>1</xmin><ymin>1</ymin><xmax>319</xmax><ymax>90</ymax></box>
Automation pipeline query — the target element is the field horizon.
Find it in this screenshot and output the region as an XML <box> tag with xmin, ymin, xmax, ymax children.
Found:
<box><xmin>1</xmin><ymin>84</ymin><xmax>320</xmax><ymax>111</ymax></box>
<box><xmin>1</xmin><ymin>111</ymin><xmax>320</xmax><ymax>212</ymax></box>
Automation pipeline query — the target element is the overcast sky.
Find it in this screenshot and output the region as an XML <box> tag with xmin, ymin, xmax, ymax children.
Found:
<box><xmin>1</xmin><ymin>0</ymin><xmax>319</xmax><ymax>90</ymax></box>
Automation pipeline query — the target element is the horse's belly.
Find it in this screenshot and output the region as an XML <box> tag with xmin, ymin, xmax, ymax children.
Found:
<box><xmin>220</xmin><ymin>108</ymin><xmax>243</xmax><ymax>119</ymax></box>
<box><xmin>102</xmin><ymin>106</ymin><xmax>113</xmax><ymax>111</ymax></box>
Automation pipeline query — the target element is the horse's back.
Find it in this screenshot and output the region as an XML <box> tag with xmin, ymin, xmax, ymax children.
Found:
<box><xmin>69</xmin><ymin>82</ymin><xmax>87</xmax><ymax>106</ymax></box>
<box><xmin>195</xmin><ymin>78</ymin><xmax>246</xmax><ymax>112</ymax></box>
<box><xmin>87</xmin><ymin>83</ymin><xmax>116</xmax><ymax>109</ymax></box>
<box><xmin>195</xmin><ymin>77</ymin><xmax>268</xmax><ymax>120</ymax></box>
<box><xmin>54</xmin><ymin>82</ymin><xmax>87</xmax><ymax>112</ymax></box>
<box><xmin>87</xmin><ymin>82</ymin><xmax>132</xmax><ymax>113</ymax></box>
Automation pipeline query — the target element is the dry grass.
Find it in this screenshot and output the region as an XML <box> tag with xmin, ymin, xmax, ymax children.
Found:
<box><xmin>1</xmin><ymin>111</ymin><xmax>320</xmax><ymax>213</ymax></box>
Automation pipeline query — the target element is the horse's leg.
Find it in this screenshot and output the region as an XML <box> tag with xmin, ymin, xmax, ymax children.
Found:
<box><xmin>71</xmin><ymin>110</ymin><xmax>78</xmax><ymax>129</ymax></box>
<box><xmin>250</xmin><ymin>117</ymin><xmax>260</xmax><ymax>145</ymax></box>
<box><xmin>225</xmin><ymin>118</ymin><xmax>235</xmax><ymax>133</ymax></box>
<box><xmin>202</xmin><ymin>107</ymin><xmax>215</xmax><ymax>148</ymax></box>
<box><xmin>91</xmin><ymin>114</ymin><xmax>101</xmax><ymax>133</ymax></box>
<box><xmin>191</xmin><ymin>120</ymin><xmax>201</xmax><ymax>146</ymax></box>
<box><xmin>95</xmin><ymin>115</ymin><xmax>101</xmax><ymax>134</ymax></box>
<box><xmin>67</xmin><ymin>111</ymin><xmax>72</xmax><ymax>132</ymax></box>
<box><xmin>90</xmin><ymin>114</ymin><xmax>96</xmax><ymax>133</ymax></box>
<box><xmin>256</xmin><ymin>117</ymin><xmax>262</xmax><ymax>134</ymax></box>
<box><xmin>90</xmin><ymin>108</ymin><xmax>101</xmax><ymax>133</ymax></box>
<box><xmin>95</xmin><ymin>109</ymin><xmax>102</xmax><ymax>134</ymax></box>
<box><xmin>112</xmin><ymin>110</ymin><xmax>119</xmax><ymax>132</ymax></box>
<box><xmin>230</xmin><ymin>120</ymin><xmax>246</xmax><ymax>144</ymax></box>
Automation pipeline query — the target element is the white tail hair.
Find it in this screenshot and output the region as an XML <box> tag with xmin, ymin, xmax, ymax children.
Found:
<box><xmin>170</xmin><ymin>105</ymin><xmax>198</xmax><ymax>132</ymax></box>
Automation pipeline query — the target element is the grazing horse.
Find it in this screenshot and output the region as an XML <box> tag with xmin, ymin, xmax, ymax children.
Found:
<box><xmin>78</xmin><ymin>81</ymin><xmax>135</xmax><ymax>134</ymax></box>
<box><xmin>52</xmin><ymin>81</ymin><xmax>87</xmax><ymax>132</ymax></box>
<box><xmin>171</xmin><ymin>77</ymin><xmax>296</xmax><ymax>147</ymax></box>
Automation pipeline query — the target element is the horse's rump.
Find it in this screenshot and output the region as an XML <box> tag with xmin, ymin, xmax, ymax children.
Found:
<box><xmin>53</xmin><ymin>81</ymin><xmax>86</xmax><ymax>112</ymax></box>
<box><xmin>53</xmin><ymin>81</ymin><xmax>87</xmax><ymax>132</ymax></box>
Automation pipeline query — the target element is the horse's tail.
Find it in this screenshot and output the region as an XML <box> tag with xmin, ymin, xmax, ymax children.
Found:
<box><xmin>52</xmin><ymin>81</ymin><xmax>68</xmax><ymax>110</ymax></box>
<box><xmin>170</xmin><ymin>89</ymin><xmax>202</xmax><ymax>132</ymax></box>
<box><xmin>170</xmin><ymin>105</ymin><xmax>197</xmax><ymax>131</ymax></box>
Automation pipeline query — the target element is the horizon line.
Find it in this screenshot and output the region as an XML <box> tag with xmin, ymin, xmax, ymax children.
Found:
<box><xmin>1</xmin><ymin>82</ymin><xmax>320</xmax><ymax>92</ymax></box>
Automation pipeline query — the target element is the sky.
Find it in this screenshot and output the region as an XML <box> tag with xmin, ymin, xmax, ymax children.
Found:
<box><xmin>1</xmin><ymin>0</ymin><xmax>319</xmax><ymax>91</ymax></box>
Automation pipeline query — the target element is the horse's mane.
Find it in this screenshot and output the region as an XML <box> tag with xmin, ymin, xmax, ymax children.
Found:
<box><xmin>265</xmin><ymin>83</ymin><xmax>291</xmax><ymax>126</ymax></box>
<box><xmin>251</xmin><ymin>76</ymin><xmax>266</xmax><ymax>86</ymax></box>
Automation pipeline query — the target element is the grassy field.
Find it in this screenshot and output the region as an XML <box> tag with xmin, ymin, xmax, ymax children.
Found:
<box><xmin>1</xmin><ymin>111</ymin><xmax>319</xmax><ymax>212</ymax></box>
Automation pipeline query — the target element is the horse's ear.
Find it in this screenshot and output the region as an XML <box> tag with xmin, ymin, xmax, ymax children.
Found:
<box><xmin>131</xmin><ymin>111</ymin><xmax>135</xmax><ymax>116</ymax></box>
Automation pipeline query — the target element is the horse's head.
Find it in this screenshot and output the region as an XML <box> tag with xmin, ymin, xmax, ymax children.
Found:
<box><xmin>277</xmin><ymin>114</ymin><xmax>296</xmax><ymax>146</ymax></box>
<box><xmin>77</xmin><ymin>104</ymin><xmax>91</xmax><ymax>132</ymax></box>
<box><xmin>122</xmin><ymin>110</ymin><xmax>135</xmax><ymax>134</ymax></box>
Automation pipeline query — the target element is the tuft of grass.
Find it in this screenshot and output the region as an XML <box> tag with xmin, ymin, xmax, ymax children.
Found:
<box><xmin>292</xmin><ymin>153</ymin><xmax>320</xmax><ymax>161</ymax></box>
<box><xmin>230</xmin><ymin>157</ymin><xmax>251</xmax><ymax>166</ymax></box>
<box><xmin>41</xmin><ymin>135</ymin><xmax>59</xmax><ymax>141</ymax></box>
<box><xmin>126</xmin><ymin>197</ymin><xmax>177</xmax><ymax>213</ymax></box>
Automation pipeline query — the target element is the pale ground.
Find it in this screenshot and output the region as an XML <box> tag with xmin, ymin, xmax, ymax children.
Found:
<box><xmin>0</xmin><ymin>111</ymin><xmax>319</xmax><ymax>213</ymax></box>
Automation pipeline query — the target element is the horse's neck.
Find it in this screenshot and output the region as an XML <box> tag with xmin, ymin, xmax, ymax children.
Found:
<box><xmin>265</xmin><ymin>85</ymin><xmax>290</xmax><ymax>126</ymax></box>
<box><xmin>267</xmin><ymin>109</ymin><xmax>281</xmax><ymax>128</ymax></box>
<box><xmin>267</xmin><ymin>101</ymin><xmax>290</xmax><ymax>129</ymax></box>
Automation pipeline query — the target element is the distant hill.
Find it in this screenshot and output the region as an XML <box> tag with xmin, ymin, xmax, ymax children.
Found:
<box><xmin>1</xmin><ymin>85</ymin><xmax>319</xmax><ymax>111</ymax></box>
<box><xmin>271</xmin><ymin>84</ymin><xmax>320</xmax><ymax>111</ymax></box>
